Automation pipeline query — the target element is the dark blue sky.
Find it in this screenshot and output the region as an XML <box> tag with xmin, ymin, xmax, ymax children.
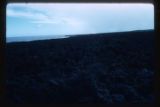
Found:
<box><xmin>7</xmin><ymin>3</ymin><xmax>154</xmax><ymax>38</ymax></box>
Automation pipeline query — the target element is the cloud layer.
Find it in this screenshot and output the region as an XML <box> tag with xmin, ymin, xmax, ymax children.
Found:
<box><xmin>7</xmin><ymin>3</ymin><xmax>154</xmax><ymax>37</ymax></box>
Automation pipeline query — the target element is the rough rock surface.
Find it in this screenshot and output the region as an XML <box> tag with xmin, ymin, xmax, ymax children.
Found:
<box><xmin>6</xmin><ymin>30</ymin><xmax>154</xmax><ymax>104</ymax></box>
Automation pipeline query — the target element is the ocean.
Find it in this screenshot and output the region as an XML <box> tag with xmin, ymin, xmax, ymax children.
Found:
<box><xmin>6</xmin><ymin>35</ymin><xmax>67</xmax><ymax>43</ymax></box>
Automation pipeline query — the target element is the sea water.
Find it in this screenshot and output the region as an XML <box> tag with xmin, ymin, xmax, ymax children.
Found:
<box><xmin>6</xmin><ymin>35</ymin><xmax>67</xmax><ymax>43</ymax></box>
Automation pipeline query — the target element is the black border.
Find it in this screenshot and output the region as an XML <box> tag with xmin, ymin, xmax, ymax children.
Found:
<box><xmin>0</xmin><ymin>0</ymin><xmax>6</xmax><ymax>106</ymax></box>
<box><xmin>6</xmin><ymin>0</ymin><xmax>154</xmax><ymax>3</ymax></box>
<box><xmin>0</xmin><ymin>0</ymin><xmax>159</xmax><ymax>107</ymax></box>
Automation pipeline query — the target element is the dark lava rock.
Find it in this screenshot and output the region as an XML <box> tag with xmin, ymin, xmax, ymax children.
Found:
<box><xmin>112</xmin><ymin>94</ymin><xmax>126</xmax><ymax>103</ymax></box>
<box><xmin>6</xmin><ymin>30</ymin><xmax>154</xmax><ymax>103</ymax></box>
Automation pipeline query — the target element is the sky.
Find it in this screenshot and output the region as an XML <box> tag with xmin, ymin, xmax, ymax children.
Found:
<box><xmin>7</xmin><ymin>3</ymin><xmax>154</xmax><ymax>37</ymax></box>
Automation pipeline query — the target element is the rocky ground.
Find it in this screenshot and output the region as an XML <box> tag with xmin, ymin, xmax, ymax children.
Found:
<box><xmin>6</xmin><ymin>30</ymin><xmax>154</xmax><ymax>104</ymax></box>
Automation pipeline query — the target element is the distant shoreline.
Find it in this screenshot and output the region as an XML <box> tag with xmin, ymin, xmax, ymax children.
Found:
<box><xmin>6</xmin><ymin>29</ymin><xmax>154</xmax><ymax>43</ymax></box>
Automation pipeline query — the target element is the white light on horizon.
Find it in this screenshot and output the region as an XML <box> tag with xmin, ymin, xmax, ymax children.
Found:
<box><xmin>7</xmin><ymin>3</ymin><xmax>154</xmax><ymax>37</ymax></box>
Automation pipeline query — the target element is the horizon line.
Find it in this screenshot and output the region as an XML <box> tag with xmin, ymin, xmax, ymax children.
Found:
<box><xmin>7</xmin><ymin>29</ymin><xmax>154</xmax><ymax>38</ymax></box>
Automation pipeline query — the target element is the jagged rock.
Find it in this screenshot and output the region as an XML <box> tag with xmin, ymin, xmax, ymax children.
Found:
<box><xmin>49</xmin><ymin>79</ymin><xmax>59</xmax><ymax>86</ymax></box>
<box><xmin>96</xmin><ymin>88</ymin><xmax>113</xmax><ymax>103</ymax></box>
<box><xmin>6</xmin><ymin>30</ymin><xmax>154</xmax><ymax>103</ymax></box>
<box><xmin>112</xmin><ymin>94</ymin><xmax>125</xmax><ymax>103</ymax></box>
